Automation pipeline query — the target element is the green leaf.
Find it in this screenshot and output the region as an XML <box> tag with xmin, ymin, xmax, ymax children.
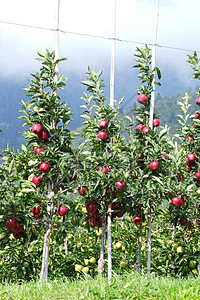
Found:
<box><xmin>155</xmin><ymin>67</ymin><xmax>161</xmax><ymax>79</ymax></box>
<box><xmin>8</xmin><ymin>159</ymin><xmax>14</xmax><ymax>174</ymax></box>
<box><xmin>81</xmin><ymin>81</ymin><xmax>96</xmax><ymax>88</ymax></box>
<box><xmin>21</xmin><ymin>144</ymin><xmax>27</xmax><ymax>151</ymax></box>
<box><xmin>152</xmin><ymin>176</ymin><xmax>163</xmax><ymax>186</ymax></box>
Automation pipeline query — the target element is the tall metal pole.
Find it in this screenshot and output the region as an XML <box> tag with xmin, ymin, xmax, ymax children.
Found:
<box><xmin>108</xmin><ymin>0</ymin><xmax>116</xmax><ymax>286</ymax></box>
<box><xmin>147</xmin><ymin>0</ymin><xmax>159</xmax><ymax>278</ymax></box>
<box><xmin>109</xmin><ymin>0</ymin><xmax>116</xmax><ymax>109</ymax></box>
<box><xmin>54</xmin><ymin>0</ymin><xmax>60</xmax><ymax>83</ymax></box>
<box><xmin>149</xmin><ymin>0</ymin><xmax>159</xmax><ymax>130</ymax></box>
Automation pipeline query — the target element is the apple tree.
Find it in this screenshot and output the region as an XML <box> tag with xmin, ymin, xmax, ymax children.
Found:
<box><xmin>0</xmin><ymin>50</ymin><xmax>78</xmax><ymax>281</ymax></box>
<box><xmin>76</xmin><ymin>66</ymin><xmax>130</xmax><ymax>278</ymax></box>
<box><xmin>124</xmin><ymin>45</ymin><xmax>175</xmax><ymax>275</ymax></box>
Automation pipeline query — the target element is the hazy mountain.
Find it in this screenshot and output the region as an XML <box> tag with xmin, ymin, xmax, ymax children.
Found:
<box><xmin>0</xmin><ymin>65</ymin><xmax>198</xmax><ymax>152</ymax></box>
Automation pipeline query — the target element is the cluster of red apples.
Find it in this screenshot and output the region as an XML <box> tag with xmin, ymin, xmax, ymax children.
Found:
<box><xmin>6</xmin><ymin>218</ymin><xmax>26</xmax><ymax>239</ymax></box>
<box><xmin>78</xmin><ymin>162</ymin><xmax>127</xmax><ymax>227</ymax></box>
<box><xmin>31</xmin><ymin>123</ymin><xmax>50</xmax><ymax>188</ymax></box>
<box><xmin>171</xmin><ymin>96</ymin><xmax>200</xmax><ymax>227</ymax></box>
<box><xmin>84</xmin><ymin>201</ymin><xmax>125</xmax><ymax>228</ymax></box>
<box><xmin>98</xmin><ymin>120</ymin><xmax>108</xmax><ymax>141</ymax></box>
<box><xmin>31</xmin><ymin>124</ymin><xmax>67</xmax><ymax>218</ymax></box>
<box><xmin>85</xmin><ymin>202</ymin><xmax>102</xmax><ymax>228</ymax></box>
<box><xmin>135</xmin><ymin>96</ymin><xmax>162</xmax><ymax>173</ymax></box>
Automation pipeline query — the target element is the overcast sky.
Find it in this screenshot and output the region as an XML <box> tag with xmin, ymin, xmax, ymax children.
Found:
<box><xmin>0</xmin><ymin>0</ymin><xmax>200</xmax><ymax>94</ymax></box>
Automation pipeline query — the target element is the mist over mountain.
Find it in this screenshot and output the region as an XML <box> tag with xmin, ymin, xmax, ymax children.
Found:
<box><xmin>0</xmin><ymin>63</ymin><xmax>199</xmax><ymax>152</ymax></box>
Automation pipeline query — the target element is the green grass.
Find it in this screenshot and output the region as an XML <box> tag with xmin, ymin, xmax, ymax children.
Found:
<box><xmin>1</xmin><ymin>273</ymin><xmax>200</xmax><ymax>300</ymax></box>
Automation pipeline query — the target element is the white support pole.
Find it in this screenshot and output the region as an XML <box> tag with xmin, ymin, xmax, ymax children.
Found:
<box><xmin>147</xmin><ymin>0</ymin><xmax>159</xmax><ymax>278</ymax></box>
<box><xmin>149</xmin><ymin>0</ymin><xmax>159</xmax><ymax>130</ymax></box>
<box><xmin>54</xmin><ymin>0</ymin><xmax>60</xmax><ymax>83</ymax></box>
<box><xmin>108</xmin><ymin>0</ymin><xmax>116</xmax><ymax>285</ymax></box>
<box><xmin>109</xmin><ymin>0</ymin><xmax>116</xmax><ymax>109</ymax></box>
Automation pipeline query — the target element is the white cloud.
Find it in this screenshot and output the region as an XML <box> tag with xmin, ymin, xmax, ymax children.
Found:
<box><xmin>0</xmin><ymin>0</ymin><xmax>200</xmax><ymax>81</ymax></box>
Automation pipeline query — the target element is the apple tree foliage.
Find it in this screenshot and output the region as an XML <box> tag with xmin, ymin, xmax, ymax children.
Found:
<box><xmin>124</xmin><ymin>45</ymin><xmax>177</xmax><ymax>273</ymax></box>
<box><xmin>76</xmin><ymin>66</ymin><xmax>130</xmax><ymax>274</ymax></box>
<box><xmin>0</xmin><ymin>50</ymin><xmax>79</xmax><ymax>281</ymax></box>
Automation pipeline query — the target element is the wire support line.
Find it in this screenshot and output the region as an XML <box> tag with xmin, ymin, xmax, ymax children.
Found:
<box><xmin>1</xmin><ymin>19</ymin><xmax>200</xmax><ymax>54</ymax></box>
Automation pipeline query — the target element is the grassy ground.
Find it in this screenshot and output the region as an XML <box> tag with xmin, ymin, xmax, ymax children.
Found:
<box><xmin>1</xmin><ymin>273</ymin><xmax>200</xmax><ymax>300</ymax></box>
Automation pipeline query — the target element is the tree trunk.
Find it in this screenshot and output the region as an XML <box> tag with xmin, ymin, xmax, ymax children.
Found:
<box><xmin>134</xmin><ymin>222</ymin><xmax>142</xmax><ymax>273</ymax></box>
<box><xmin>98</xmin><ymin>208</ymin><xmax>106</xmax><ymax>277</ymax></box>
<box><xmin>40</xmin><ymin>178</ymin><xmax>54</xmax><ymax>282</ymax></box>
<box><xmin>147</xmin><ymin>206</ymin><xmax>151</xmax><ymax>277</ymax></box>
<box><xmin>107</xmin><ymin>203</ymin><xmax>112</xmax><ymax>285</ymax></box>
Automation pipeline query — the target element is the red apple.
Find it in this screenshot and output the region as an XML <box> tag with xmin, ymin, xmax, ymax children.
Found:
<box><xmin>39</xmin><ymin>162</ymin><xmax>50</xmax><ymax>173</ymax></box>
<box><xmin>179</xmin><ymin>198</ymin><xmax>185</xmax><ymax>207</ymax></box>
<box><xmin>186</xmin><ymin>166</ymin><xmax>192</xmax><ymax>172</ymax></box>
<box><xmin>142</xmin><ymin>126</ymin><xmax>150</xmax><ymax>134</ymax></box>
<box><xmin>99</xmin><ymin>120</ymin><xmax>108</xmax><ymax>129</ymax></box>
<box><xmin>133</xmin><ymin>216</ymin><xmax>142</xmax><ymax>225</ymax></box>
<box><xmin>135</xmin><ymin>124</ymin><xmax>144</xmax><ymax>132</ymax></box>
<box><xmin>115</xmin><ymin>180</ymin><xmax>126</xmax><ymax>190</ymax></box>
<box><xmin>58</xmin><ymin>206</ymin><xmax>67</xmax><ymax>216</ymax></box>
<box><xmin>172</xmin><ymin>197</ymin><xmax>181</xmax><ymax>207</ymax></box>
<box><xmin>90</xmin><ymin>209</ymin><xmax>99</xmax><ymax>219</ymax></box>
<box><xmin>196</xmin><ymin>97</ymin><xmax>200</xmax><ymax>105</ymax></box>
<box><xmin>186</xmin><ymin>136</ymin><xmax>194</xmax><ymax>142</ymax></box>
<box><xmin>78</xmin><ymin>186</ymin><xmax>88</xmax><ymax>196</ymax></box>
<box><xmin>195</xmin><ymin>172</ymin><xmax>200</xmax><ymax>180</ymax></box>
<box><xmin>32</xmin><ymin>204</ymin><xmax>41</xmax><ymax>215</ymax></box>
<box><xmin>34</xmin><ymin>148</ymin><xmax>44</xmax><ymax>155</ymax></box>
<box><xmin>85</xmin><ymin>202</ymin><xmax>96</xmax><ymax>214</ymax></box>
<box><xmin>162</xmin><ymin>154</ymin><xmax>167</xmax><ymax>159</ymax></box>
<box><xmin>177</xmin><ymin>174</ymin><xmax>182</xmax><ymax>182</ymax></box>
<box><xmin>195</xmin><ymin>113</ymin><xmax>200</xmax><ymax>119</ymax></box>
<box><xmin>33</xmin><ymin>213</ymin><xmax>41</xmax><ymax>219</ymax></box>
<box><xmin>179</xmin><ymin>218</ymin><xmax>188</xmax><ymax>226</ymax></box>
<box><xmin>32</xmin><ymin>176</ymin><xmax>43</xmax><ymax>187</ymax></box>
<box><xmin>150</xmin><ymin>161</ymin><xmax>158</xmax><ymax>171</ymax></box>
<box><xmin>98</xmin><ymin>131</ymin><xmax>108</xmax><ymax>141</ymax></box>
<box><xmin>105</xmin><ymin>188</ymin><xmax>115</xmax><ymax>199</ymax></box>
<box><xmin>89</xmin><ymin>217</ymin><xmax>99</xmax><ymax>228</ymax></box>
<box><xmin>32</xmin><ymin>123</ymin><xmax>42</xmax><ymax>134</ymax></box>
<box><xmin>12</xmin><ymin>223</ymin><xmax>24</xmax><ymax>233</ymax></box>
<box><xmin>13</xmin><ymin>232</ymin><xmax>22</xmax><ymax>239</ymax></box>
<box><xmin>153</xmin><ymin>119</ymin><xmax>160</xmax><ymax>127</ymax></box>
<box><xmin>187</xmin><ymin>153</ymin><xmax>195</xmax><ymax>163</ymax></box>
<box><xmin>39</xmin><ymin>130</ymin><xmax>50</xmax><ymax>141</ymax></box>
<box><xmin>137</xmin><ymin>94</ymin><xmax>148</xmax><ymax>105</ymax></box>
<box><xmin>69</xmin><ymin>172</ymin><xmax>77</xmax><ymax>182</ymax></box>
<box><xmin>98</xmin><ymin>166</ymin><xmax>109</xmax><ymax>174</ymax></box>
<box><xmin>6</xmin><ymin>218</ymin><xmax>17</xmax><ymax>231</ymax></box>
<box><xmin>197</xmin><ymin>218</ymin><xmax>200</xmax><ymax>226</ymax></box>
